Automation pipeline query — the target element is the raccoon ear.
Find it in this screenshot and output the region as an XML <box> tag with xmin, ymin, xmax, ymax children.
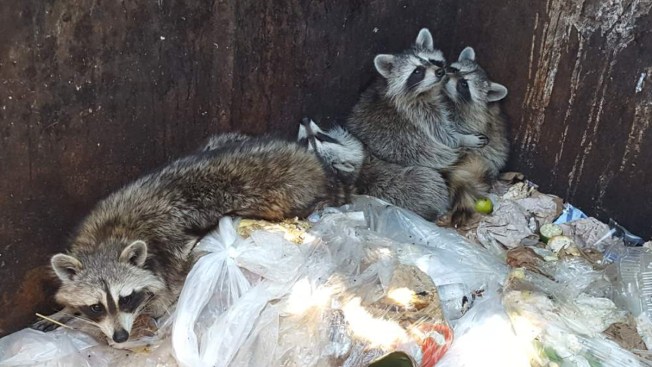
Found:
<box><xmin>119</xmin><ymin>240</ymin><xmax>148</xmax><ymax>267</ymax></box>
<box><xmin>374</xmin><ymin>54</ymin><xmax>395</xmax><ymax>79</ymax></box>
<box><xmin>415</xmin><ymin>28</ymin><xmax>434</xmax><ymax>50</ymax></box>
<box><xmin>458</xmin><ymin>47</ymin><xmax>476</xmax><ymax>61</ymax></box>
<box><xmin>487</xmin><ymin>82</ymin><xmax>508</xmax><ymax>102</ymax></box>
<box><xmin>51</xmin><ymin>254</ymin><xmax>83</xmax><ymax>282</ymax></box>
<box><xmin>297</xmin><ymin>124</ymin><xmax>308</xmax><ymax>141</ymax></box>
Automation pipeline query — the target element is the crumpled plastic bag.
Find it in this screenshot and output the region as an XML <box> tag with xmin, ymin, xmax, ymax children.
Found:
<box><xmin>0</xmin><ymin>325</ymin><xmax>177</xmax><ymax>367</ymax></box>
<box><xmin>345</xmin><ymin>196</ymin><xmax>508</xmax><ymax>296</ymax></box>
<box><xmin>0</xmin><ymin>328</ymin><xmax>98</xmax><ymax>367</ymax></box>
<box><xmin>503</xmin><ymin>268</ymin><xmax>649</xmax><ymax>367</ymax></box>
<box><xmin>172</xmin><ymin>216</ymin><xmax>304</xmax><ymax>367</ymax></box>
<box><xmin>437</xmin><ymin>287</ymin><xmax>531</xmax><ymax>367</ymax></box>
<box><xmin>271</xmin><ymin>205</ymin><xmax>454</xmax><ymax>367</ymax></box>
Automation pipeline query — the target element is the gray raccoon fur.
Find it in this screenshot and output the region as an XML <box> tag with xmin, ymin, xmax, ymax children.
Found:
<box><xmin>297</xmin><ymin>117</ymin><xmax>449</xmax><ymax>220</ymax></box>
<box><xmin>345</xmin><ymin>28</ymin><xmax>488</xmax><ymax>171</ymax></box>
<box><xmin>442</xmin><ymin>47</ymin><xmax>509</xmax><ymax>226</ymax></box>
<box><xmin>297</xmin><ymin>118</ymin><xmax>365</xmax><ymax>203</ymax></box>
<box><xmin>200</xmin><ymin>131</ymin><xmax>252</xmax><ymax>152</ymax></box>
<box><xmin>357</xmin><ymin>154</ymin><xmax>450</xmax><ymax>221</ymax></box>
<box><xmin>34</xmin><ymin>136</ymin><xmax>341</xmax><ymax>344</ymax></box>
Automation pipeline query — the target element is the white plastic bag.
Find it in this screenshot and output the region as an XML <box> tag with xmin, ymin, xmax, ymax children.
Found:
<box><xmin>437</xmin><ymin>288</ymin><xmax>531</xmax><ymax>367</ymax></box>
<box><xmin>172</xmin><ymin>216</ymin><xmax>305</xmax><ymax>367</ymax></box>
<box><xmin>0</xmin><ymin>328</ymin><xmax>97</xmax><ymax>367</ymax></box>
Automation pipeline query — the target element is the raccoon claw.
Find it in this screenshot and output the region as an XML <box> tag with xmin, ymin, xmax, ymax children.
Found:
<box><xmin>32</xmin><ymin>318</ymin><xmax>61</xmax><ymax>332</ymax></box>
<box><xmin>473</xmin><ymin>134</ymin><xmax>489</xmax><ymax>148</ymax></box>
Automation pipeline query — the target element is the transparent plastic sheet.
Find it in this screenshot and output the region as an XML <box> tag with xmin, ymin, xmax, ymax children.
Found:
<box><xmin>0</xmin><ymin>328</ymin><xmax>97</xmax><ymax>367</ymax></box>
<box><xmin>268</xmin><ymin>207</ymin><xmax>454</xmax><ymax>367</ymax></box>
<box><xmin>603</xmin><ymin>244</ymin><xmax>652</xmax><ymax>349</ymax></box>
<box><xmin>503</xmin><ymin>268</ymin><xmax>650</xmax><ymax>367</ymax></box>
<box><xmin>343</xmin><ymin>196</ymin><xmax>508</xmax><ymax>308</ymax></box>
<box><xmin>0</xmin><ymin>305</ymin><xmax>176</xmax><ymax>367</ymax></box>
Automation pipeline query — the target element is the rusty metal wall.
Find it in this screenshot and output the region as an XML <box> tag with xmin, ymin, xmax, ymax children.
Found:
<box><xmin>0</xmin><ymin>0</ymin><xmax>650</xmax><ymax>336</ymax></box>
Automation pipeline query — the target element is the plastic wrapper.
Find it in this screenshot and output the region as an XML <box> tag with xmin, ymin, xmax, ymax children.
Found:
<box><xmin>554</xmin><ymin>203</ymin><xmax>588</xmax><ymax>225</ymax></box>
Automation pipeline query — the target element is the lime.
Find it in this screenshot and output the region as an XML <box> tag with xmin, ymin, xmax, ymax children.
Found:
<box><xmin>474</xmin><ymin>198</ymin><xmax>493</xmax><ymax>214</ymax></box>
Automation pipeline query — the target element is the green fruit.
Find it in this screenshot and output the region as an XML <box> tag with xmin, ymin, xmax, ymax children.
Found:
<box><xmin>368</xmin><ymin>351</ymin><xmax>415</xmax><ymax>367</ymax></box>
<box><xmin>475</xmin><ymin>198</ymin><xmax>493</xmax><ymax>214</ymax></box>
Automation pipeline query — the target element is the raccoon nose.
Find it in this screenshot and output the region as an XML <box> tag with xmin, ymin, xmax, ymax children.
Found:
<box><xmin>112</xmin><ymin>329</ymin><xmax>129</xmax><ymax>343</ymax></box>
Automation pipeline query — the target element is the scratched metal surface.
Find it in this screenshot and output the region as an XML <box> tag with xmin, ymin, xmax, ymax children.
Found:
<box><xmin>0</xmin><ymin>0</ymin><xmax>650</xmax><ymax>336</ymax></box>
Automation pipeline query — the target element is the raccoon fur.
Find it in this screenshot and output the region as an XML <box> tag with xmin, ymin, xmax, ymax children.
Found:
<box><xmin>345</xmin><ymin>28</ymin><xmax>488</xmax><ymax>171</ymax></box>
<box><xmin>199</xmin><ymin>131</ymin><xmax>252</xmax><ymax>152</ymax></box>
<box><xmin>442</xmin><ymin>47</ymin><xmax>509</xmax><ymax>226</ymax></box>
<box><xmin>297</xmin><ymin>117</ymin><xmax>365</xmax><ymax>203</ymax></box>
<box><xmin>357</xmin><ymin>154</ymin><xmax>450</xmax><ymax>220</ymax></box>
<box><xmin>296</xmin><ymin>117</ymin><xmax>449</xmax><ymax>220</ymax></box>
<box><xmin>33</xmin><ymin>136</ymin><xmax>341</xmax><ymax>344</ymax></box>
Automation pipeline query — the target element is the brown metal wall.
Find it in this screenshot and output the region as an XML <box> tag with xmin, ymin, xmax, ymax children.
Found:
<box><xmin>0</xmin><ymin>0</ymin><xmax>650</xmax><ymax>336</ymax></box>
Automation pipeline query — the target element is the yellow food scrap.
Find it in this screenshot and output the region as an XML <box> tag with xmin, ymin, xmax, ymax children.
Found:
<box><xmin>237</xmin><ymin>218</ymin><xmax>312</xmax><ymax>244</ymax></box>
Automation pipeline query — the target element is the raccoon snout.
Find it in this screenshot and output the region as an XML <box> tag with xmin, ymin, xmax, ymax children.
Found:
<box><xmin>435</xmin><ymin>68</ymin><xmax>445</xmax><ymax>78</ymax></box>
<box><xmin>112</xmin><ymin>328</ymin><xmax>129</xmax><ymax>343</ymax></box>
<box><xmin>300</xmin><ymin>117</ymin><xmax>312</xmax><ymax>127</ymax></box>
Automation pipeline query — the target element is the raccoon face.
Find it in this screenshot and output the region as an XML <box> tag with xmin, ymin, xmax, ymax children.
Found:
<box><xmin>51</xmin><ymin>240</ymin><xmax>165</xmax><ymax>344</ymax></box>
<box><xmin>297</xmin><ymin>118</ymin><xmax>364</xmax><ymax>178</ymax></box>
<box><xmin>374</xmin><ymin>28</ymin><xmax>447</xmax><ymax>100</ymax></box>
<box><xmin>444</xmin><ymin>47</ymin><xmax>508</xmax><ymax>106</ymax></box>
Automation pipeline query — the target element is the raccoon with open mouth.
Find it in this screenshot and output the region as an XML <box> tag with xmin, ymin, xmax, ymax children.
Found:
<box><xmin>33</xmin><ymin>135</ymin><xmax>343</xmax><ymax>345</ymax></box>
<box><xmin>442</xmin><ymin>46</ymin><xmax>509</xmax><ymax>226</ymax></box>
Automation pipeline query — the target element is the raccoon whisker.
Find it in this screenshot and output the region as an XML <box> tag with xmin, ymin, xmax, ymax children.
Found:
<box><xmin>35</xmin><ymin>313</ymin><xmax>75</xmax><ymax>330</ymax></box>
<box><xmin>62</xmin><ymin>313</ymin><xmax>96</xmax><ymax>326</ymax></box>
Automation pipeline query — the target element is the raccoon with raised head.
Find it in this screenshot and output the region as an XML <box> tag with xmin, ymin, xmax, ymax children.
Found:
<box><xmin>297</xmin><ymin>117</ymin><xmax>365</xmax><ymax>203</ymax></box>
<box><xmin>33</xmin><ymin>137</ymin><xmax>341</xmax><ymax>344</ymax></box>
<box><xmin>442</xmin><ymin>47</ymin><xmax>509</xmax><ymax>226</ymax></box>
<box><xmin>345</xmin><ymin>28</ymin><xmax>488</xmax><ymax>171</ymax></box>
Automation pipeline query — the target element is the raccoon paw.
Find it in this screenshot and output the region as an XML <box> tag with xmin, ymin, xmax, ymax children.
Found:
<box><xmin>451</xmin><ymin>208</ymin><xmax>474</xmax><ymax>228</ymax></box>
<box><xmin>32</xmin><ymin>318</ymin><xmax>61</xmax><ymax>332</ymax></box>
<box><xmin>470</xmin><ymin>134</ymin><xmax>489</xmax><ymax>148</ymax></box>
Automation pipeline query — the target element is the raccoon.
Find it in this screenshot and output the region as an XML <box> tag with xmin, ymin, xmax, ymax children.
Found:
<box><xmin>297</xmin><ymin>117</ymin><xmax>365</xmax><ymax>203</ymax></box>
<box><xmin>442</xmin><ymin>47</ymin><xmax>509</xmax><ymax>226</ymax></box>
<box><xmin>345</xmin><ymin>28</ymin><xmax>488</xmax><ymax>171</ymax></box>
<box><xmin>296</xmin><ymin>118</ymin><xmax>449</xmax><ymax>220</ymax></box>
<box><xmin>33</xmin><ymin>137</ymin><xmax>340</xmax><ymax>344</ymax></box>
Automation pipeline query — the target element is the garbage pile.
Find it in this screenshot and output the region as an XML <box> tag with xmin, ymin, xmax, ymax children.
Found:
<box><xmin>1</xmin><ymin>173</ymin><xmax>651</xmax><ymax>367</ymax></box>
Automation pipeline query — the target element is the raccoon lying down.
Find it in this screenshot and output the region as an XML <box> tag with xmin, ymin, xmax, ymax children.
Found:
<box><xmin>34</xmin><ymin>135</ymin><xmax>345</xmax><ymax>344</ymax></box>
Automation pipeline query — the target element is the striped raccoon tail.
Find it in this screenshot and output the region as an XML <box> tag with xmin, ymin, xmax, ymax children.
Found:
<box><xmin>444</xmin><ymin>155</ymin><xmax>491</xmax><ymax>228</ymax></box>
